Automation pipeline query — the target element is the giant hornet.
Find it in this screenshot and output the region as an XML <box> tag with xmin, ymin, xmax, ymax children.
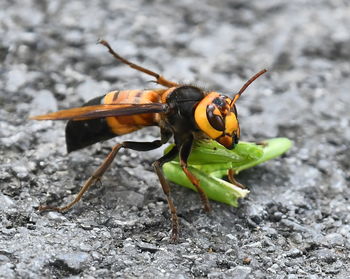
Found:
<box><xmin>32</xmin><ymin>40</ymin><xmax>266</xmax><ymax>242</ymax></box>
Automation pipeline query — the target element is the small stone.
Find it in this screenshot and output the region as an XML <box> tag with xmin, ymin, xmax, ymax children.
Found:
<box><xmin>267</xmin><ymin>263</ymin><xmax>279</xmax><ymax>274</ymax></box>
<box><xmin>226</xmin><ymin>234</ymin><xmax>237</xmax><ymax>241</ymax></box>
<box><xmin>6</xmin><ymin>66</ymin><xmax>28</xmax><ymax>92</ymax></box>
<box><xmin>64</xmin><ymin>30</ymin><xmax>84</xmax><ymax>45</ymax></box>
<box><xmin>79</xmin><ymin>243</ymin><xmax>92</xmax><ymax>252</ymax></box>
<box><xmin>286</xmin><ymin>248</ymin><xmax>302</xmax><ymax>258</ymax></box>
<box><xmin>116</xmin><ymin>191</ymin><xmax>144</xmax><ymax>208</ymax></box>
<box><xmin>55</xmin><ymin>252</ymin><xmax>91</xmax><ymax>271</ymax></box>
<box><xmin>136</xmin><ymin>242</ymin><xmax>159</xmax><ymax>253</ymax></box>
<box><xmin>225</xmin><ymin>266</ymin><xmax>252</xmax><ymax>279</ymax></box>
<box><xmin>47</xmin><ymin>212</ymin><xmax>67</xmax><ymax>221</ymax></box>
<box><xmin>242</xmin><ymin>257</ymin><xmax>252</xmax><ymax>265</ymax></box>
<box><xmin>11</xmin><ymin>164</ymin><xmax>29</xmax><ymax>179</ymax></box>
<box><xmin>29</xmin><ymin>90</ymin><xmax>58</xmax><ymax>116</ymax></box>
<box><xmin>0</xmin><ymin>262</ymin><xmax>15</xmax><ymax>279</ymax></box>
<box><xmin>0</xmin><ymin>255</ymin><xmax>10</xmax><ymax>262</ymax></box>
<box><xmin>325</xmin><ymin>233</ymin><xmax>344</xmax><ymax>246</ymax></box>
<box><xmin>290</xmin><ymin>233</ymin><xmax>303</xmax><ymax>244</ymax></box>
<box><xmin>312</xmin><ymin>249</ymin><xmax>337</xmax><ymax>263</ymax></box>
<box><xmin>0</xmin><ymin>194</ymin><xmax>15</xmax><ymax>210</ymax></box>
<box><xmin>76</xmin><ymin>79</ymin><xmax>109</xmax><ymax>102</ymax></box>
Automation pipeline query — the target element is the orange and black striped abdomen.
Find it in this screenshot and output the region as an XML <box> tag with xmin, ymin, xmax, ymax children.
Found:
<box><xmin>65</xmin><ymin>89</ymin><xmax>165</xmax><ymax>153</ymax></box>
<box><xmin>103</xmin><ymin>90</ymin><xmax>163</xmax><ymax>135</ymax></box>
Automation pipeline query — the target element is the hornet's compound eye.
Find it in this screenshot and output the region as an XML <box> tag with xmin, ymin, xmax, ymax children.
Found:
<box><xmin>206</xmin><ymin>104</ymin><xmax>225</xmax><ymax>131</ymax></box>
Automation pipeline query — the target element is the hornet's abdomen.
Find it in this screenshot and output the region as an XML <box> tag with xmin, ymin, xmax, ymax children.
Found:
<box><xmin>103</xmin><ymin>90</ymin><xmax>162</xmax><ymax>134</ymax></box>
<box><xmin>65</xmin><ymin>90</ymin><xmax>164</xmax><ymax>153</ymax></box>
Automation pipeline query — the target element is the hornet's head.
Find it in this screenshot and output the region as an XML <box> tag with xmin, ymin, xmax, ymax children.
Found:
<box><xmin>194</xmin><ymin>93</ymin><xmax>240</xmax><ymax>149</ymax></box>
<box><xmin>194</xmin><ymin>69</ymin><xmax>267</xmax><ymax>149</ymax></box>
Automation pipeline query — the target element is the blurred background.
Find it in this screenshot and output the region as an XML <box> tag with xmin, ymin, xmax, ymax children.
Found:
<box><xmin>1</xmin><ymin>0</ymin><xmax>349</xmax><ymax>278</ymax></box>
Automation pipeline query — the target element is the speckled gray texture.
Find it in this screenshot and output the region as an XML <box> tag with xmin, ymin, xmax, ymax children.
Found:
<box><xmin>1</xmin><ymin>0</ymin><xmax>350</xmax><ymax>278</ymax></box>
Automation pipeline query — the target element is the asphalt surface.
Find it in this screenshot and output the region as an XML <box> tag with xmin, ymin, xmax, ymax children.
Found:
<box><xmin>1</xmin><ymin>0</ymin><xmax>350</xmax><ymax>278</ymax></box>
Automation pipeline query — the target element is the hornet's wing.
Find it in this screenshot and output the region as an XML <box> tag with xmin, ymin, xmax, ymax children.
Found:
<box><xmin>30</xmin><ymin>103</ymin><xmax>168</xmax><ymax>121</ymax></box>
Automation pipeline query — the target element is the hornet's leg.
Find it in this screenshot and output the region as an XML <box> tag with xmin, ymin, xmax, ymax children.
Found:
<box><xmin>226</xmin><ymin>140</ymin><xmax>267</xmax><ymax>188</ymax></box>
<box><xmin>99</xmin><ymin>40</ymin><xmax>178</xmax><ymax>88</ymax></box>
<box><xmin>39</xmin><ymin>140</ymin><xmax>166</xmax><ymax>212</ymax></box>
<box><xmin>179</xmin><ymin>136</ymin><xmax>211</xmax><ymax>212</ymax></box>
<box><xmin>152</xmin><ymin>145</ymin><xmax>180</xmax><ymax>242</ymax></box>
<box><xmin>227</xmin><ymin>169</ymin><xmax>246</xmax><ymax>189</ymax></box>
<box><xmin>255</xmin><ymin>141</ymin><xmax>268</xmax><ymax>147</ymax></box>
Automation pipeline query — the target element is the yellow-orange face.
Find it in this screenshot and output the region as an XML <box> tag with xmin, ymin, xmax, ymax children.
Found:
<box><xmin>194</xmin><ymin>92</ymin><xmax>240</xmax><ymax>149</ymax></box>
